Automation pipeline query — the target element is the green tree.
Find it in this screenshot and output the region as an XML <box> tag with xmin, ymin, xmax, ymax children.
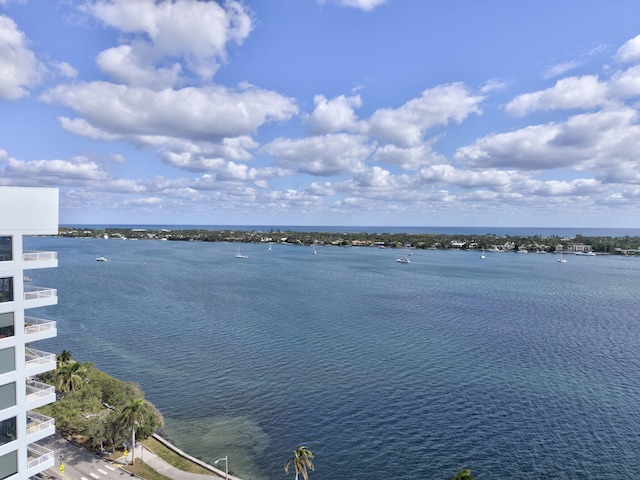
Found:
<box><xmin>56</xmin><ymin>362</ymin><xmax>85</xmax><ymax>393</ymax></box>
<box><xmin>57</xmin><ymin>350</ymin><xmax>73</xmax><ymax>368</ymax></box>
<box><xmin>284</xmin><ymin>445</ymin><xmax>315</xmax><ymax>480</ymax></box>
<box><xmin>451</xmin><ymin>469</ymin><xmax>475</xmax><ymax>480</ymax></box>
<box><xmin>119</xmin><ymin>398</ymin><xmax>146</xmax><ymax>465</ymax></box>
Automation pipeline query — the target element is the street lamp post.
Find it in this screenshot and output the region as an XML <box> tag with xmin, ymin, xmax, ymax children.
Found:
<box><xmin>214</xmin><ymin>456</ymin><xmax>228</xmax><ymax>480</ymax></box>
<box><xmin>136</xmin><ymin>442</ymin><xmax>144</xmax><ymax>462</ymax></box>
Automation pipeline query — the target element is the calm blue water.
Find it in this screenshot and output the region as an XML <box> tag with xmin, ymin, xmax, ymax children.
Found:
<box><xmin>28</xmin><ymin>236</ymin><xmax>640</xmax><ymax>480</ymax></box>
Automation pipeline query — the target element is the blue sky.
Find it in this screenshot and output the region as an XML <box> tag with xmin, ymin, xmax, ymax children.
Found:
<box><xmin>2</xmin><ymin>0</ymin><xmax>640</xmax><ymax>227</ymax></box>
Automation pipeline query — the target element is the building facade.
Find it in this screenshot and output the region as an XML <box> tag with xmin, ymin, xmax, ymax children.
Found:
<box><xmin>0</xmin><ymin>187</ymin><xmax>59</xmax><ymax>479</ymax></box>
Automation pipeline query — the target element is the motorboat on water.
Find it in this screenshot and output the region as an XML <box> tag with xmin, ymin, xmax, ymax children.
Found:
<box><xmin>96</xmin><ymin>257</ymin><xmax>108</xmax><ymax>262</ymax></box>
<box><xmin>396</xmin><ymin>256</ymin><xmax>410</xmax><ymax>264</ymax></box>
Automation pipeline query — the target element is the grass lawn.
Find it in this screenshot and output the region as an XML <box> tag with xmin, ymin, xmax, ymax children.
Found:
<box><xmin>123</xmin><ymin>459</ymin><xmax>173</xmax><ymax>480</ymax></box>
<box><xmin>140</xmin><ymin>436</ymin><xmax>218</xmax><ymax>476</ymax></box>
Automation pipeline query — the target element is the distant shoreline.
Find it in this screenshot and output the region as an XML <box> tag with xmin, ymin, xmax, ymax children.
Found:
<box><xmin>60</xmin><ymin>224</ymin><xmax>640</xmax><ymax>238</ymax></box>
<box><xmin>59</xmin><ymin>226</ymin><xmax>640</xmax><ymax>254</ymax></box>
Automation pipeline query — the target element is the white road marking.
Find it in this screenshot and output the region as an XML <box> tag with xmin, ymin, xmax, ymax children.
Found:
<box><xmin>105</xmin><ymin>465</ymin><xmax>115</xmax><ymax>471</ymax></box>
<box><xmin>89</xmin><ymin>473</ymin><xmax>100</xmax><ymax>479</ymax></box>
<box><xmin>97</xmin><ymin>468</ymin><xmax>108</xmax><ymax>474</ymax></box>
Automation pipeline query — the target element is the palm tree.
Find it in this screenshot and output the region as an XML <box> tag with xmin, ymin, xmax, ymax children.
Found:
<box><xmin>284</xmin><ymin>445</ymin><xmax>315</xmax><ymax>480</ymax></box>
<box><xmin>120</xmin><ymin>398</ymin><xmax>146</xmax><ymax>465</ymax></box>
<box><xmin>56</xmin><ymin>362</ymin><xmax>84</xmax><ymax>393</ymax></box>
<box><xmin>451</xmin><ymin>469</ymin><xmax>475</xmax><ymax>480</ymax></box>
<box><xmin>57</xmin><ymin>350</ymin><xmax>73</xmax><ymax>369</ymax></box>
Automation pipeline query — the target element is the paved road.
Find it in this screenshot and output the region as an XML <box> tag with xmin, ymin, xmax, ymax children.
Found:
<box><xmin>39</xmin><ymin>433</ymin><xmax>223</xmax><ymax>480</ymax></box>
<box><xmin>39</xmin><ymin>433</ymin><xmax>134</xmax><ymax>479</ymax></box>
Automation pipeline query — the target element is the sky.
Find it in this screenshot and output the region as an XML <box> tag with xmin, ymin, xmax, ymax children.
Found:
<box><xmin>2</xmin><ymin>0</ymin><xmax>640</xmax><ymax>227</ymax></box>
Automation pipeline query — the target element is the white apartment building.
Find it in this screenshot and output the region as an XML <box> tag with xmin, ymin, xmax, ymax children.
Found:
<box><xmin>0</xmin><ymin>187</ymin><xmax>59</xmax><ymax>480</ymax></box>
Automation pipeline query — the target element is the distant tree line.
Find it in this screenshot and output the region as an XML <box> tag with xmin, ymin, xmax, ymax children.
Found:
<box><xmin>59</xmin><ymin>226</ymin><xmax>640</xmax><ymax>254</ymax></box>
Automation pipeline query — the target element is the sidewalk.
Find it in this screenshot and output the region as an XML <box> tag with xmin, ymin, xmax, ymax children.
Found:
<box><xmin>120</xmin><ymin>446</ymin><xmax>221</xmax><ymax>479</ymax></box>
<box><xmin>120</xmin><ymin>434</ymin><xmax>244</xmax><ymax>480</ymax></box>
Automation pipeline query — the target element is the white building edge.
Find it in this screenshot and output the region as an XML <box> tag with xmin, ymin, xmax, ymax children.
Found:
<box><xmin>0</xmin><ymin>187</ymin><xmax>59</xmax><ymax>479</ymax></box>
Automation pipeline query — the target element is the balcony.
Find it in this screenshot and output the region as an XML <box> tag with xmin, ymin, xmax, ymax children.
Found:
<box><xmin>22</xmin><ymin>250</ymin><xmax>58</xmax><ymax>270</ymax></box>
<box><xmin>24</xmin><ymin>316</ymin><xmax>57</xmax><ymax>342</ymax></box>
<box><xmin>25</xmin><ymin>348</ymin><xmax>56</xmax><ymax>376</ymax></box>
<box><xmin>26</xmin><ymin>379</ymin><xmax>55</xmax><ymax>409</ymax></box>
<box><xmin>27</xmin><ymin>443</ymin><xmax>55</xmax><ymax>474</ymax></box>
<box><xmin>23</xmin><ymin>286</ymin><xmax>57</xmax><ymax>308</ymax></box>
<box><xmin>26</xmin><ymin>411</ymin><xmax>55</xmax><ymax>442</ymax></box>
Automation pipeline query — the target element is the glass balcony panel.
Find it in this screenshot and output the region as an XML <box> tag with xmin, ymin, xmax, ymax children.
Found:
<box><xmin>25</xmin><ymin>348</ymin><xmax>55</xmax><ymax>370</ymax></box>
<box><xmin>26</xmin><ymin>411</ymin><xmax>55</xmax><ymax>437</ymax></box>
<box><xmin>23</xmin><ymin>286</ymin><xmax>57</xmax><ymax>301</ymax></box>
<box><xmin>24</xmin><ymin>316</ymin><xmax>56</xmax><ymax>336</ymax></box>
<box><xmin>22</xmin><ymin>251</ymin><xmax>57</xmax><ymax>262</ymax></box>
<box><xmin>27</xmin><ymin>443</ymin><xmax>54</xmax><ymax>470</ymax></box>
<box><xmin>25</xmin><ymin>380</ymin><xmax>55</xmax><ymax>404</ymax></box>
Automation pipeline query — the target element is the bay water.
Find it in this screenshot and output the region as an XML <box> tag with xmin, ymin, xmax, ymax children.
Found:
<box><xmin>28</xmin><ymin>235</ymin><xmax>640</xmax><ymax>479</ymax></box>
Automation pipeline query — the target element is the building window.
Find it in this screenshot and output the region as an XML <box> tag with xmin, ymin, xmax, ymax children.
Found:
<box><xmin>0</xmin><ymin>383</ymin><xmax>16</xmax><ymax>412</ymax></box>
<box><xmin>0</xmin><ymin>278</ymin><xmax>12</xmax><ymax>303</ymax></box>
<box><xmin>0</xmin><ymin>451</ymin><xmax>17</xmax><ymax>480</ymax></box>
<box><xmin>0</xmin><ymin>348</ymin><xmax>15</xmax><ymax>375</ymax></box>
<box><xmin>0</xmin><ymin>417</ymin><xmax>16</xmax><ymax>446</ymax></box>
<box><xmin>0</xmin><ymin>313</ymin><xmax>14</xmax><ymax>339</ymax></box>
<box><xmin>0</xmin><ymin>237</ymin><xmax>11</xmax><ymax>263</ymax></box>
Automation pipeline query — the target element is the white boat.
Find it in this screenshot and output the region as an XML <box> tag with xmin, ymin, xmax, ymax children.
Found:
<box><xmin>235</xmin><ymin>247</ymin><xmax>248</xmax><ymax>259</ymax></box>
<box><xmin>574</xmin><ymin>251</ymin><xmax>596</xmax><ymax>256</ymax></box>
<box><xmin>396</xmin><ymin>256</ymin><xmax>410</xmax><ymax>264</ymax></box>
<box><xmin>480</xmin><ymin>248</ymin><xmax>486</xmax><ymax>259</ymax></box>
<box><xmin>268</xmin><ymin>242</ymin><xmax>272</xmax><ymax>251</ymax></box>
<box><xmin>96</xmin><ymin>257</ymin><xmax>108</xmax><ymax>262</ymax></box>
<box><xmin>557</xmin><ymin>251</ymin><xmax>567</xmax><ymax>263</ymax></box>
<box><xmin>312</xmin><ymin>246</ymin><xmax>317</xmax><ymax>255</ymax></box>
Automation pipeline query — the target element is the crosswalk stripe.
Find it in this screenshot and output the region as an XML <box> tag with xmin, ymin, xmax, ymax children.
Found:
<box><xmin>105</xmin><ymin>465</ymin><xmax>115</xmax><ymax>471</ymax></box>
<box><xmin>97</xmin><ymin>469</ymin><xmax>108</xmax><ymax>474</ymax></box>
<box><xmin>89</xmin><ymin>473</ymin><xmax>100</xmax><ymax>479</ymax></box>
<box><xmin>81</xmin><ymin>477</ymin><xmax>89</xmax><ymax>480</ymax></box>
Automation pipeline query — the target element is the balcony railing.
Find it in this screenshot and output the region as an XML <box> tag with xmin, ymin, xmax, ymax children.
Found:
<box><xmin>24</xmin><ymin>286</ymin><xmax>57</xmax><ymax>301</ymax></box>
<box><xmin>27</xmin><ymin>443</ymin><xmax>54</xmax><ymax>470</ymax></box>
<box><xmin>23</xmin><ymin>251</ymin><xmax>57</xmax><ymax>262</ymax></box>
<box><xmin>26</xmin><ymin>379</ymin><xmax>55</xmax><ymax>404</ymax></box>
<box><xmin>25</xmin><ymin>348</ymin><xmax>56</xmax><ymax>370</ymax></box>
<box><xmin>24</xmin><ymin>316</ymin><xmax>56</xmax><ymax>335</ymax></box>
<box><xmin>26</xmin><ymin>411</ymin><xmax>55</xmax><ymax>437</ymax></box>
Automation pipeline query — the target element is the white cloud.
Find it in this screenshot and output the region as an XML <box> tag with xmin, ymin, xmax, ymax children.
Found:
<box><xmin>307</xmin><ymin>94</ymin><xmax>362</xmax><ymax>134</ymax></box>
<box><xmin>614</xmin><ymin>34</ymin><xmax>640</xmax><ymax>63</ymax></box>
<box><xmin>0</xmin><ymin>14</ymin><xmax>43</xmax><ymax>99</ymax></box>
<box><xmin>543</xmin><ymin>61</ymin><xmax>583</xmax><ymax>79</ymax></box>
<box><xmin>415</xmin><ymin>164</ymin><xmax>525</xmax><ymax>189</ymax></box>
<box><xmin>373</xmin><ymin>143</ymin><xmax>446</xmax><ymax>170</ymax></box>
<box><xmin>42</xmin><ymin>82</ymin><xmax>298</xmax><ymax>141</ymax></box>
<box><xmin>81</xmin><ymin>0</ymin><xmax>253</xmax><ymax>85</ymax></box>
<box><xmin>456</xmin><ymin>108</ymin><xmax>640</xmax><ymax>175</ymax></box>
<box><xmin>367</xmin><ymin>83</ymin><xmax>484</xmax><ymax>147</ymax></box>
<box><xmin>53</xmin><ymin>61</ymin><xmax>78</xmax><ymax>79</ymax></box>
<box><xmin>59</xmin><ymin>117</ymin><xmax>122</xmax><ymax>141</ymax></box>
<box><xmin>96</xmin><ymin>44</ymin><xmax>182</xmax><ymax>89</ymax></box>
<box><xmin>123</xmin><ymin>196</ymin><xmax>162</xmax><ymax>206</ymax></box>
<box><xmin>318</xmin><ymin>0</ymin><xmax>389</xmax><ymax>11</ymax></box>
<box><xmin>609</xmin><ymin>64</ymin><xmax>640</xmax><ymax>98</ymax></box>
<box><xmin>505</xmin><ymin>75</ymin><xmax>608</xmax><ymax>116</ymax></box>
<box><xmin>1</xmin><ymin>155</ymin><xmax>109</xmax><ymax>186</ymax></box>
<box><xmin>262</xmin><ymin>133</ymin><xmax>372</xmax><ymax>176</ymax></box>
